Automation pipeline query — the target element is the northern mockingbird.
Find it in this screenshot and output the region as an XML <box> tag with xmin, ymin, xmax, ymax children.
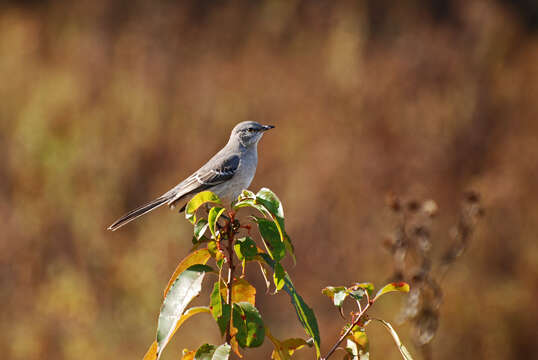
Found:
<box><xmin>108</xmin><ymin>121</ymin><xmax>274</xmax><ymax>231</ymax></box>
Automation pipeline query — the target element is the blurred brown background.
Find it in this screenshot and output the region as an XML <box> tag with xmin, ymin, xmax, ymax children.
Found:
<box><xmin>1</xmin><ymin>0</ymin><xmax>537</xmax><ymax>359</ymax></box>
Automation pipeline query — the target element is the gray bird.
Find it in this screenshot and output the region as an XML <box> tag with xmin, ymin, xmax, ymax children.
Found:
<box><xmin>108</xmin><ymin>121</ymin><xmax>274</xmax><ymax>231</ymax></box>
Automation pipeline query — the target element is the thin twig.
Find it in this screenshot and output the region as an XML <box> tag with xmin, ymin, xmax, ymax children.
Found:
<box><xmin>322</xmin><ymin>292</ymin><xmax>372</xmax><ymax>360</ymax></box>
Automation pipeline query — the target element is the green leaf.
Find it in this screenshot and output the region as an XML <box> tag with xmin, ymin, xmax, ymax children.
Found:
<box><xmin>208</xmin><ymin>207</ymin><xmax>226</xmax><ymax>238</ymax></box>
<box><xmin>273</xmin><ymin>262</ymin><xmax>285</xmax><ymax>292</ymax></box>
<box><xmin>234</xmin><ymin>237</ymin><xmax>258</xmax><ymax>261</ymax></box>
<box><xmin>217</xmin><ymin>303</ymin><xmax>231</xmax><ymax>336</ymax></box>
<box><xmin>233</xmin><ymin>188</ymin><xmax>296</xmax><ymax>263</ymax></box>
<box><xmin>195</xmin><ymin>344</ymin><xmax>216</xmax><ymax>360</ymax></box>
<box><xmin>321</xmin><ymin>286</ymin><xmax>348</xmax><ymax>307</ymax></box>
<box><xmin>371</xmin><ymin>319</ymin><xmax>414</xmax><ymax>360</ymax></box>
<box><xmin>207</xmin><ymin>240</ymin><xmax>219</xmax><ymax>257</ymax></box>
<box><xmin>233</xmin><ymin>302</ymin><xmax>265</xmax><ymax>348</ymax></box>
<box><xmin>259</xmin><ymin>254</ymin><xmax>321</xmax><ymax>358</ymax></box>
<box><xmin>256</xmin><ymin>188</ymin><xmax>296</xmax><ymax>263</ymax></box>
<box><xmin>255</xmin><ymin>218</ymin><xmax>286</xmax><ymax>262</ymax></box>
<box><xmin>238</xmin><ymin>189</ymin><xmax>256</xmax><ymax>201</ymax></box>
<box><xmin>373</xmin><ymin>282</ymin><xmax>410</xmax><ymax>302</ymax></box>
<box><xmin>347</xmin><ymin>288</ymin><xmax>366</xmax><ymax>302</ymax></box>
<box><xmin>194</xmin><ymin>219</ymin><xmax>209</xmax><ymax>241</ymax></box>
<box><xmin>209</xmin><ymin>281</ymin><xmax>230</xmax><ymax>336</ymax></box>
<box><xmin>282</xmin><ymin>233</ymin><xmax>296</xmax><ymax>265</ymax></box>
<box><xmin>234</xmin><ymin>199</ymin><xmax>272</xmax><ymax>218</ymax></box>
<box><xmin>351</xmin><ymin>283</ymin><xmax>375</xmax><ymax>297</ymax></box>
<box><xmin>185</xmin><ymin>191</ymin><xmax>222</xmax><ymax>224</ymax></box>
<box><xmin>194</xmin><ymin>343</ymin><xmax>231</xmax><ymax>360</ymax></box>
<box><xmin>156</xmin><ymin>265</ymin><xmax>214</xmax><ymax>358</ymax></box>
<box><xmin>210</xmin><ymin>282</ymin><xmax>223</xmax><ymax>318</ymax></box>
<box><xmin>347</xmin><ymin>282</ymin><xmax>374</xmax><ymax>303</ymax></box>
<box><xmin>211</xmin><ymin>344</ymin><xmax>232</xmax><ymax>360</ymax></box>
<box><xmin>255</xmin><ymin>188</ymin><xmax>284</xmax><ymax>219</ymax></box>
<box><xmin>233</xmin><ymin>190</ymin><xmax>262</xmax><ymax>212</ymax></box>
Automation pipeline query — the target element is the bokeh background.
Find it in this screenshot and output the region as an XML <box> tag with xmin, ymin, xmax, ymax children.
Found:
<box><xmin>1</xmin><ymin>1</ymin><xmax>537</xmax><ymax>359</ymax></box>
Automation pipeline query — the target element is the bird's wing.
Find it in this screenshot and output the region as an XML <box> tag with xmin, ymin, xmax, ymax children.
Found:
<box><xmin>164</xmin><ymin>154</ymin><xmax>240</xmax><ymax>204</ymax></box>
<box><xmin>194</xmin><ymin>154</ymin><xmax>240</xmax><ymax>185</ymax></box>
<box><xmin>107</xmin><ymin>154</ymin><xmax>240</xmax><ymax>230</ymax></box>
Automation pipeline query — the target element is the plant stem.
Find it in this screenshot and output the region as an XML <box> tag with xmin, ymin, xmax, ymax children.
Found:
<box><xmin>322</xmin><ymin>294</ymin><xmax>372</xmax><ymax>360</ymax></box>
<box><xmin>224</xmin><ymin>212</ymin><xmax>237</xmax><ymax>345</ymax></box>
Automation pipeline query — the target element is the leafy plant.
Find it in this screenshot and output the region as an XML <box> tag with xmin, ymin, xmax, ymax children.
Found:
<box><xmin>142</xmin><ymin>188</ymin><xmax>413</xmax><ymax>360</ymax></box>
<box><xmin>142</xmin><ymin>188</ymin><xmax>319</xmax><ymax>360</ymax></box>
<box><xmin>321</xmin><ymin>282</ymin><xmax>412</xmax><ymax>360</ymax></box>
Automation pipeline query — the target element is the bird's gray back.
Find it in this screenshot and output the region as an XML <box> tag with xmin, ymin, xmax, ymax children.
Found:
<box><xmin>164</xmin><ymin>141</ymin><xmax>258</xmax><ymax>204</ymax></box>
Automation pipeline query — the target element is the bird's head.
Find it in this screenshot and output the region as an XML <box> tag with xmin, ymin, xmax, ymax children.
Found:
<box><xmin>231</xmin><ymin>121</ymin><xmax>275</xmax><ymax>147</ymax></box>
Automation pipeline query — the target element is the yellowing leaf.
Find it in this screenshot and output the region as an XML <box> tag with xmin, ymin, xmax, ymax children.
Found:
<box><xmin>344</xmin><ymin>338</ymin><xmax>369</xmax><ymax>360</ymax></box>
<box><xmin>143</xmin><ymin>307</ymin><xmax>211</xmax><ymax>360</ymax></box>
<box><xmin>232</xmin><ymin>302</ymin><xmax>265</xmax><ymax>348</ymax></box>
<box><xmin>373</xmin><ymin>282</ymin><xmax>410</xmax><ymax>302</ymax></box>
<box><xmin>170</xmin><ymin>306</ymin><xmax>211</xmax><ymax>341</ymax></box>
<box><xmin>181</xmin><ymin>349</ymin><xmax>195</xmax><ymax>360</ymax></box>
<box><xmin>346</xmin><ymin>325</ymin><xmax>369</xmax><ymax>359</ymax></box>
<box><xmin>232</xmin><ymin>278</ymin><xmax>256</xmax><ymax>305</ymax></box>
<box><xmin>233</xmin><ymin>237</ymin><xmax>258</xmax><ymax>261</ymax></box>
<box><xmin>258</xmin><ymin>253</ymin><xmax>321</xmax><ymax>358</ymax></box>
<box><xmin>351</xmin><ymin>283</ymin><xmax>375</xmax><ymax>297</ymax></box>
<box><xmin>266</xmin><ymin>327</ymin><xmax>309</xmax><ymax>360</ymax></box>
<box><xmin>185</xmin><ymin>191</ymin><xmax>222</xmax><ymax>224</ymax></box>
<box><xmin>164</xmin><ymin>249</ymin><xmax>211</xmax><ymax>297</ymax></box>
<box><xmin>208</xmin><ymin>207</ymin><xmax>226</xmax><ymax>238</ymax></box>
<box><xmin>281</xmin><ymin>338</ymin><xmax>308</xmax><ymax>355</ymax></box>
<box><xmin>349</xmin><ymin>327</ymin><xmax>369</xmax><ymax>349</ymax></box>
<box><xmin>373</xmin><ymin>319</ymin><xmax>414</xmax><ymax>360</ymax></box>
<box><xmin>191</xmin><ymin>343</ymin><xmax>231</xmax><ymax>360</ymax></box>
<box><xmin>321</xmin><ymin>286</ymin><xmax>348</xmax><ymax>307</ymax></box>
<box><xmin>143</xmin><ymin>341</ymin><xmax>158</xmax><ymax>360</ymax></box>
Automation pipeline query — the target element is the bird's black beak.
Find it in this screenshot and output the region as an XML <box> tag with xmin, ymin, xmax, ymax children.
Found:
<box><xmin>262</xmin><ymin>125</ymin><xmax>275</xmax><ymax>131</ymax></box>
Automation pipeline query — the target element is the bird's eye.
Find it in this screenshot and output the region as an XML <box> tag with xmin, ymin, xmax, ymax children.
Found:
<box><xmin>247</xmin><ymin>128</ymin><xmax>256</xmax><ymax>132</ymax></box>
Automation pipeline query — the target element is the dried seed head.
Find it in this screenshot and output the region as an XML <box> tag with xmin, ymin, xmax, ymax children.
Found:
<box><xmin>422</xmin><ymin>200</ymin><xmax>438</xmax><ymax>217</ymax></box>
<box><xmin>464</xmin><ymin>190</ymin><xmax>480</xmax><ymax>203</ymax></box>
<box><xmin>386</xmin><ymin>193</ymin><xmax>402</xmax><ymax>212</ymax></box>
<box><xmin>414</xmin><ymin>307</ymin><xmax>439</xmax><ymax>345</ymax></box>
<box><xmin>407</xmin><ymin>200</ymin><xmax>420</xmax><ymax>212</ymax></box>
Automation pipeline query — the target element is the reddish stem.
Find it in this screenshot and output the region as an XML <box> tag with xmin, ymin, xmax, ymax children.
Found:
<box><xmin>322</xmin><ymin>292</ymin><xmax>372</xmax><ymax>360</ymax></box>
<box><xmin>224</xmin><ymin>211</ymin><xmax>237</xmax><ymax>345</ymax></box>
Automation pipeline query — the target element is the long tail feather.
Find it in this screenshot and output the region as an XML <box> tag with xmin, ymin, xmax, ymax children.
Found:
<box><xmin>108</xmin><ymin>196</ymin><xmax>170</xmax><ymax>231</ymax></box>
